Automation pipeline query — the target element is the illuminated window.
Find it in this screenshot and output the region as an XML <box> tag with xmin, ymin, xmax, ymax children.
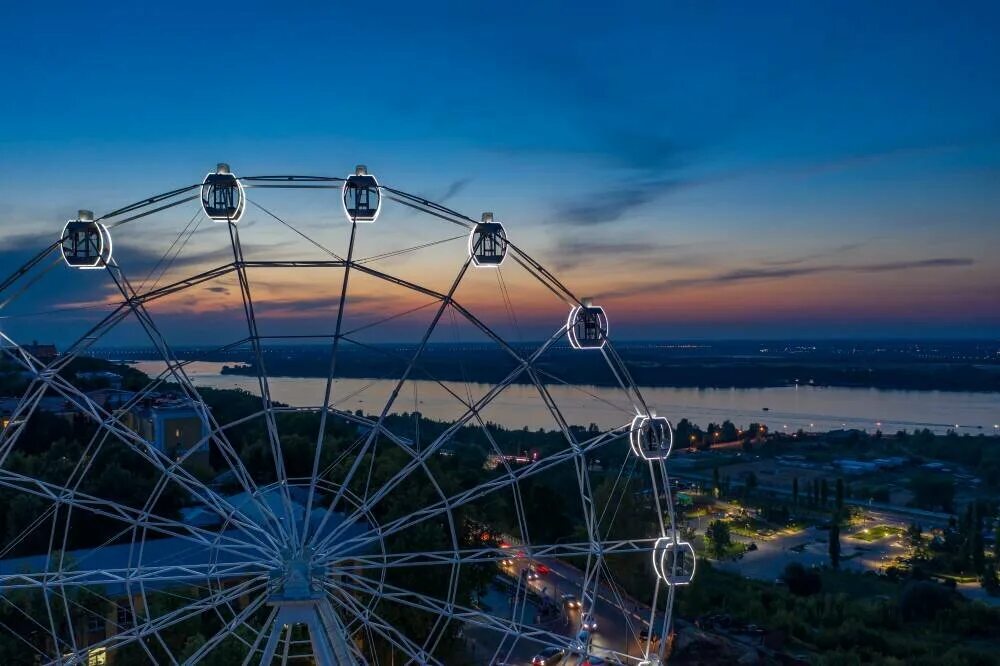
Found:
<box><xmin>87</xmin><ymin>647</ymin><xmax>107</xmax><ymax>666</ymax></box>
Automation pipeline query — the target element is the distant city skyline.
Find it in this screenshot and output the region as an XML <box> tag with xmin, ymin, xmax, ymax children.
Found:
<box><xmin>1</xmin><ymin>2</ymin><xmax>998</xmax><ymax>344</ymax></box>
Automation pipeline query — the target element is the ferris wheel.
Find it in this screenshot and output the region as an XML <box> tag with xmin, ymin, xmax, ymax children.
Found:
<box><xmin>0</xmin><ymin>163</ymin><xmax>694</xmax><ymax>665</ymax></box>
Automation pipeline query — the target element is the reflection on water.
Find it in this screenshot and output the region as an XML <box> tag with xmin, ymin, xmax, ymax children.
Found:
<box><xmin>131</xmin><ymin>361</ymin><xmax>999</xmax><ymax>435</ymax></box>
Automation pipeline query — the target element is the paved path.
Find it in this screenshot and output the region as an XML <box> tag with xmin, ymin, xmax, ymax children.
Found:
<box><xmin>465</xmin><ymin>554</ymin><xmax>667</xmax><ymax>665</ymax></box>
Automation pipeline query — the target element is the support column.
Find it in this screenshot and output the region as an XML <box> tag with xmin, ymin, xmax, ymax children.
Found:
<box><xmin>259</xmin><ymin>597</ymin><xmax>357</xmax><ymax>666</ymax></box>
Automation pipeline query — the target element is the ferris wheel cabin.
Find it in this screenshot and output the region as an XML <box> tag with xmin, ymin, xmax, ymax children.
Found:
<box><xmin>343</xmin><ymin>165</ymin><xmax>381</xmax><ymax>223</ymax></box>
<box><xmin>469</xmin><ymin>212</ymin><xmax>508</xmax><ymax>267</ymax></box>
<box><xmin>630</xmin><ymin>413</ymin><xmax>674</xmax><ymax>460</ymax></box>
<box><xmin>652</xmin><ymin>537</ymin><xmax>696</xmax><ymax>585</ymax></box>
<box><xmin>201</xmin><ymin>163</ymin><xmax>245</xmax><ymax>222</ymax></box>
<box><xmin>567</xmin><ymin>298</ymin><xmax>608</xmax><ymax>349</ymax></box>
<box><xmin>60</xmin><ymin>210</ymin><xmax>112</xmax><ymax>269</ymax></box>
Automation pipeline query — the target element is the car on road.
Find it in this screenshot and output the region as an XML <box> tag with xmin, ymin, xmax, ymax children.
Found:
<box><xmin>581</xmin><ymin>613</ymin><xmax>599</xmax><ymax>632</ymax></box>
<box><xmin>580</xmin><ymin>658</ymin><xmax>620</xmax><ymax>666</ymax></box>
<box><xmin>535</xmin><ymin>563</ymin><xmax>551</xmax><ymax>575</ymax></box>
<box><xmin>531</xmin><ymin>647</ymin><xmax>566</xmax><ymax>665</ymax></box>
<box><xmin>525</xmin><ymin>569</ymin><xmax>540</xmax><ymax>581</ymax></box>
<box><xmin>560</xmin><ymin>593</ymin><xmax>581</xmax><ymax>609</ymax></box>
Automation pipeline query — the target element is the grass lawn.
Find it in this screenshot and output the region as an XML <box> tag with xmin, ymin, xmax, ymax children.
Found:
<box><xmin>851</xmin><ymin>524</ymin><xmax>904</xmax><ymax>541</ymax></box>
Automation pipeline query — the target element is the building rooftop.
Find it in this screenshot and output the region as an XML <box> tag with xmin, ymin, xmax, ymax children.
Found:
<box><xmin>0</xmin><ymin>489</ymin><xmax>370</xmax><ymax>597</ymax></box>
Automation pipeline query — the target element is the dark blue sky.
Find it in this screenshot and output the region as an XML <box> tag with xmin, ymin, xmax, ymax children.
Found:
<box><xmin>0</xmin><ymin>1</ymin><xmax>998</xmax><ymax>343</ymax></box>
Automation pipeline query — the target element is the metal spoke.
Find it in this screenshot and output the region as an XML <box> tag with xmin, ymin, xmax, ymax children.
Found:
<box><xmin>226</xmin><ymin>221</ymin><xmax>298</xmax><ymax>545</ymax></box>
<box><xmin>106</xmin><ymin>264</ymin><xmax>289</xmax><ymax>544</ymax></box>
<box><xmin>320</xmin><ymin>426</ymin><xmax>630</xmax><ymax>561</ymax></box>
<box><xmin>52</xmin><ymin>577</ymin><xmax>267</xmax><ymax>665</ymax></box>
<box><xmin>301</xmin><ymin>218</ymin><xmax>358</xmax><ymax>546</ymax></box>
<box><xmin>308</xmin><ymin>259</ymin><xmax>471</xmax><ymax>547</ymax></box>
<box><xmin>180</xmin><ymin>592</ymin><xmax>269</xmax><ymax>665</ymax></box>
<box><xmin>330</xmin><ymin>537</ymin><xmax>658</xmax><ymax>570</ymax></box>
<box><xmin>326</xmin><ymin>586</ymin><xmax>443</xmax><ymax>666</ymax></box>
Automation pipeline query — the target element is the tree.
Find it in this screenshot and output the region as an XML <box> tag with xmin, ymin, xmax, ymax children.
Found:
<box><xmin>675</xmin><ymin>418</ymin><xmax>697</xmax><ymax>449</ymax></box>
<box><xmin>706</xmin><ymin>519</ymin><xmax>732</xmax><ymax>559</ymax></box>
<box><xmin>745</xmin><ymin>472</ymin><xmax>758</xmax><ymax>496</ymax></box>
<box><xmin>906</xmin><ymin>523</ymin><xmax>924</xmax><ymax>557</ymax></box>
<box><xmin>910</xmin><ymin>474</ymin><xmax>955</xmax><ymax>512</ymax></box>
<box><xmin>829</xmin><ymin>519</ymin><xmax>841</xmax><ymax>569</ymax></box>
<box><xmin>970</xmin><ymin>503</ymin><xmax>985</xmax><ymax>574</ymax></box>
<box><xmin>712</xmin><ymin>466</ymin><xmax>721</xmax><ymax>498</ymax></box>
<box><xmin>781</xmin><ymin>562</ymin><xmax>822</xmax><ymax>596</ymax></box>
<box><xmin>996</xmin><ymin>521</ymin><xmax>1000</xmax><ymax>560</ymax></box>
<box><xmin>792</xmin><ymin>477</ymin><xmax>799</xmax><ymax>506</ymax></box>
<box><xmin>835</xmin><ymin>478</ymin><xmax>845</xmax><ymax>514</ymax></box>
<box><xmin>982</xmin><ymin>563</ymin><xmax>1000</xmax><ymax>595</ymax></box>
<box><xmin>899</xmin><ymin>581</ymin><xmax>955</xmax><ymax>621</ymax></box>
<box><xmin>819</xmin><ymin>479</ymin><xmax>828</xmax><ymax>506</ymax></box>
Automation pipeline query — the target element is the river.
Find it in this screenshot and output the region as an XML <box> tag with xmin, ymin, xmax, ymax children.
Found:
<box><xmin>130</xmin><ymin>362</ymin><xmax>999</xmax><ymax>435</ymax></box>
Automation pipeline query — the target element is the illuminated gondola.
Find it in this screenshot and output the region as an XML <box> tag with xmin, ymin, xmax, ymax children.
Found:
<box><xmin>652</xmin><ymin>537</ymin><xmax>696</xmax><ymax>585</ymax></box>
<box><xmin>468</xmin><ymin>212</ymin><xmax>508</xmax><ymax>267</ymax></box>
<box><xmin>342</xmin><ymin>165</ymin><xmax>381</xmax><ymax>223</ymax></box>
<box><xmin>201</xmin><ymin>163</ymin><xmax>245</xmax><ymax>222</ymax></box>
<box><xmin>630</xmin><ymin>413</ymin><xmax>673</xmax><ymax>460</ymax></box>
<box><xmin>567</xmin><ymin>298</ymin><xmax>608</xmax><ymax>349</ymax></box>
<box><xmin>60</xmin><ymin>210</ymin><xmax>112</xmax><ymax>269</ymax></box>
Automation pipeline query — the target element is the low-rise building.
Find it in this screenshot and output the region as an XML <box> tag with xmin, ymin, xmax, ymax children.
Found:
<box><xmin>121</xmin><ymin>397</ymin><xmax>209</xmax><ymax>462</ymax></box>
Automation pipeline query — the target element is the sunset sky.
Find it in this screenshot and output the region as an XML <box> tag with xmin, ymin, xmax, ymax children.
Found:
<box><xmin>1</xmin><ymin>2</ymin><xmax>998</xmax><ymax>344</ymax></box>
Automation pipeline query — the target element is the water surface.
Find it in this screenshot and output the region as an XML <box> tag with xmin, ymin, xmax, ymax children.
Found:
<box><xmin>131</xmin><ymin>361</ymin><xmax>999</xmax><ymax>435</ymax></box>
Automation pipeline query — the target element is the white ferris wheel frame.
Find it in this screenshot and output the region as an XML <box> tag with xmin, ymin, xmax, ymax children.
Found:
<box><xmin>0</xmin><ymin>169</ymin><xmax>691</xmax><ymax>666</ymax></box>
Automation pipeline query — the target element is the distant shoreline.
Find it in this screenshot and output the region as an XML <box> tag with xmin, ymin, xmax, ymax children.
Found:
<box><xmin>99</xmin><ymin>340</ymin><xmax>1000</xmax><ymax>393</ymax></box>
<box><xmin>213</xmin><ymin>362</ymin><xmax>1000</xmax><ymax>395</ymax></box>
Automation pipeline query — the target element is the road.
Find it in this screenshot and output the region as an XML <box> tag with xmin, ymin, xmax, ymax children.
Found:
<box><xmin>464</xmin><ymin>553</ymin><xmax>667</xmax><ymax>665</ymax></box>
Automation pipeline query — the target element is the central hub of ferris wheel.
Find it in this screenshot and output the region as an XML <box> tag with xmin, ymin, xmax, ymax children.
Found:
<box><xmin>270</xmin><ymin>548</ymin><xmax>322</xmax><ymax>601</ymax></box>
<box><xmin>263</xmin><ymin>548</ymin><xmax>358</xmax><ymax>665</ymax></box>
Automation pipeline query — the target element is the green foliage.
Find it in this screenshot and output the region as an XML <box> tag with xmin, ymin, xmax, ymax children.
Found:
<box><xmin>829</xmin><ymin>520</ymin><xmax>841</xmax><ymax>569</ymax></box>
<box><xmin>706</xmin><ymin>519</ymin><xmax>732</xmax><ymax>558</ymax></box>
<box><xmin>900</xmin><ymin>428</ymin><xmax>1000</xmax><ymax>491</ymax></box>
<box><xmin>899</xmin><ymin>580</ymin><xmax>957</xmax><ymax>621</ymax></box>
<box><xmin>909</xmin><ymin>473</ymin><xmax>955</xmax><ymax>512</ymax></box>
<box><xmin>782</xmin><ymin>562</ymin><xmax>823</xmax><ymax>596</ymax></box>
<box><xmin>676</xmin><ymin>563</ymin><xmax>1000</xmax><ymax>664</ymax></box>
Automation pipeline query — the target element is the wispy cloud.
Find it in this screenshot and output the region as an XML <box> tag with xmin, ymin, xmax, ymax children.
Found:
<box><xmin>591</xmin><ymin>131</ymin><xmax>689</xmax><ymax>172</ymax></box>
<box><xmin>547</xmin><ymin>238</ymin><xmax>696</xmax><ymax>272</ymax></box>
<box><xmin>438</xmin><ymin>178</ymin><xmax>472</xmax><ymax>203</ymax></box>
<box><xmin>761</xmin><ymin>242</ymin><xmax>866</xmax><ymax>267</ymax></box>
<box><xmin>554</xmin><ymin>179</ymin><xmax>690</xmax><ymax>226</ymax></box>
<box><xmin>253</xmin><ymin>293</ymin><xmax>401</xmax><ymax>319</ymax></box>
<box><xmin>600</xmin><ymin>257</ymin><xmax>975</xmax><ymax>298</ymax></box>
<box><xmin>862</xmin><ymin>258</ymin><xmax>974</xmax><ymax>272</ymax></box>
